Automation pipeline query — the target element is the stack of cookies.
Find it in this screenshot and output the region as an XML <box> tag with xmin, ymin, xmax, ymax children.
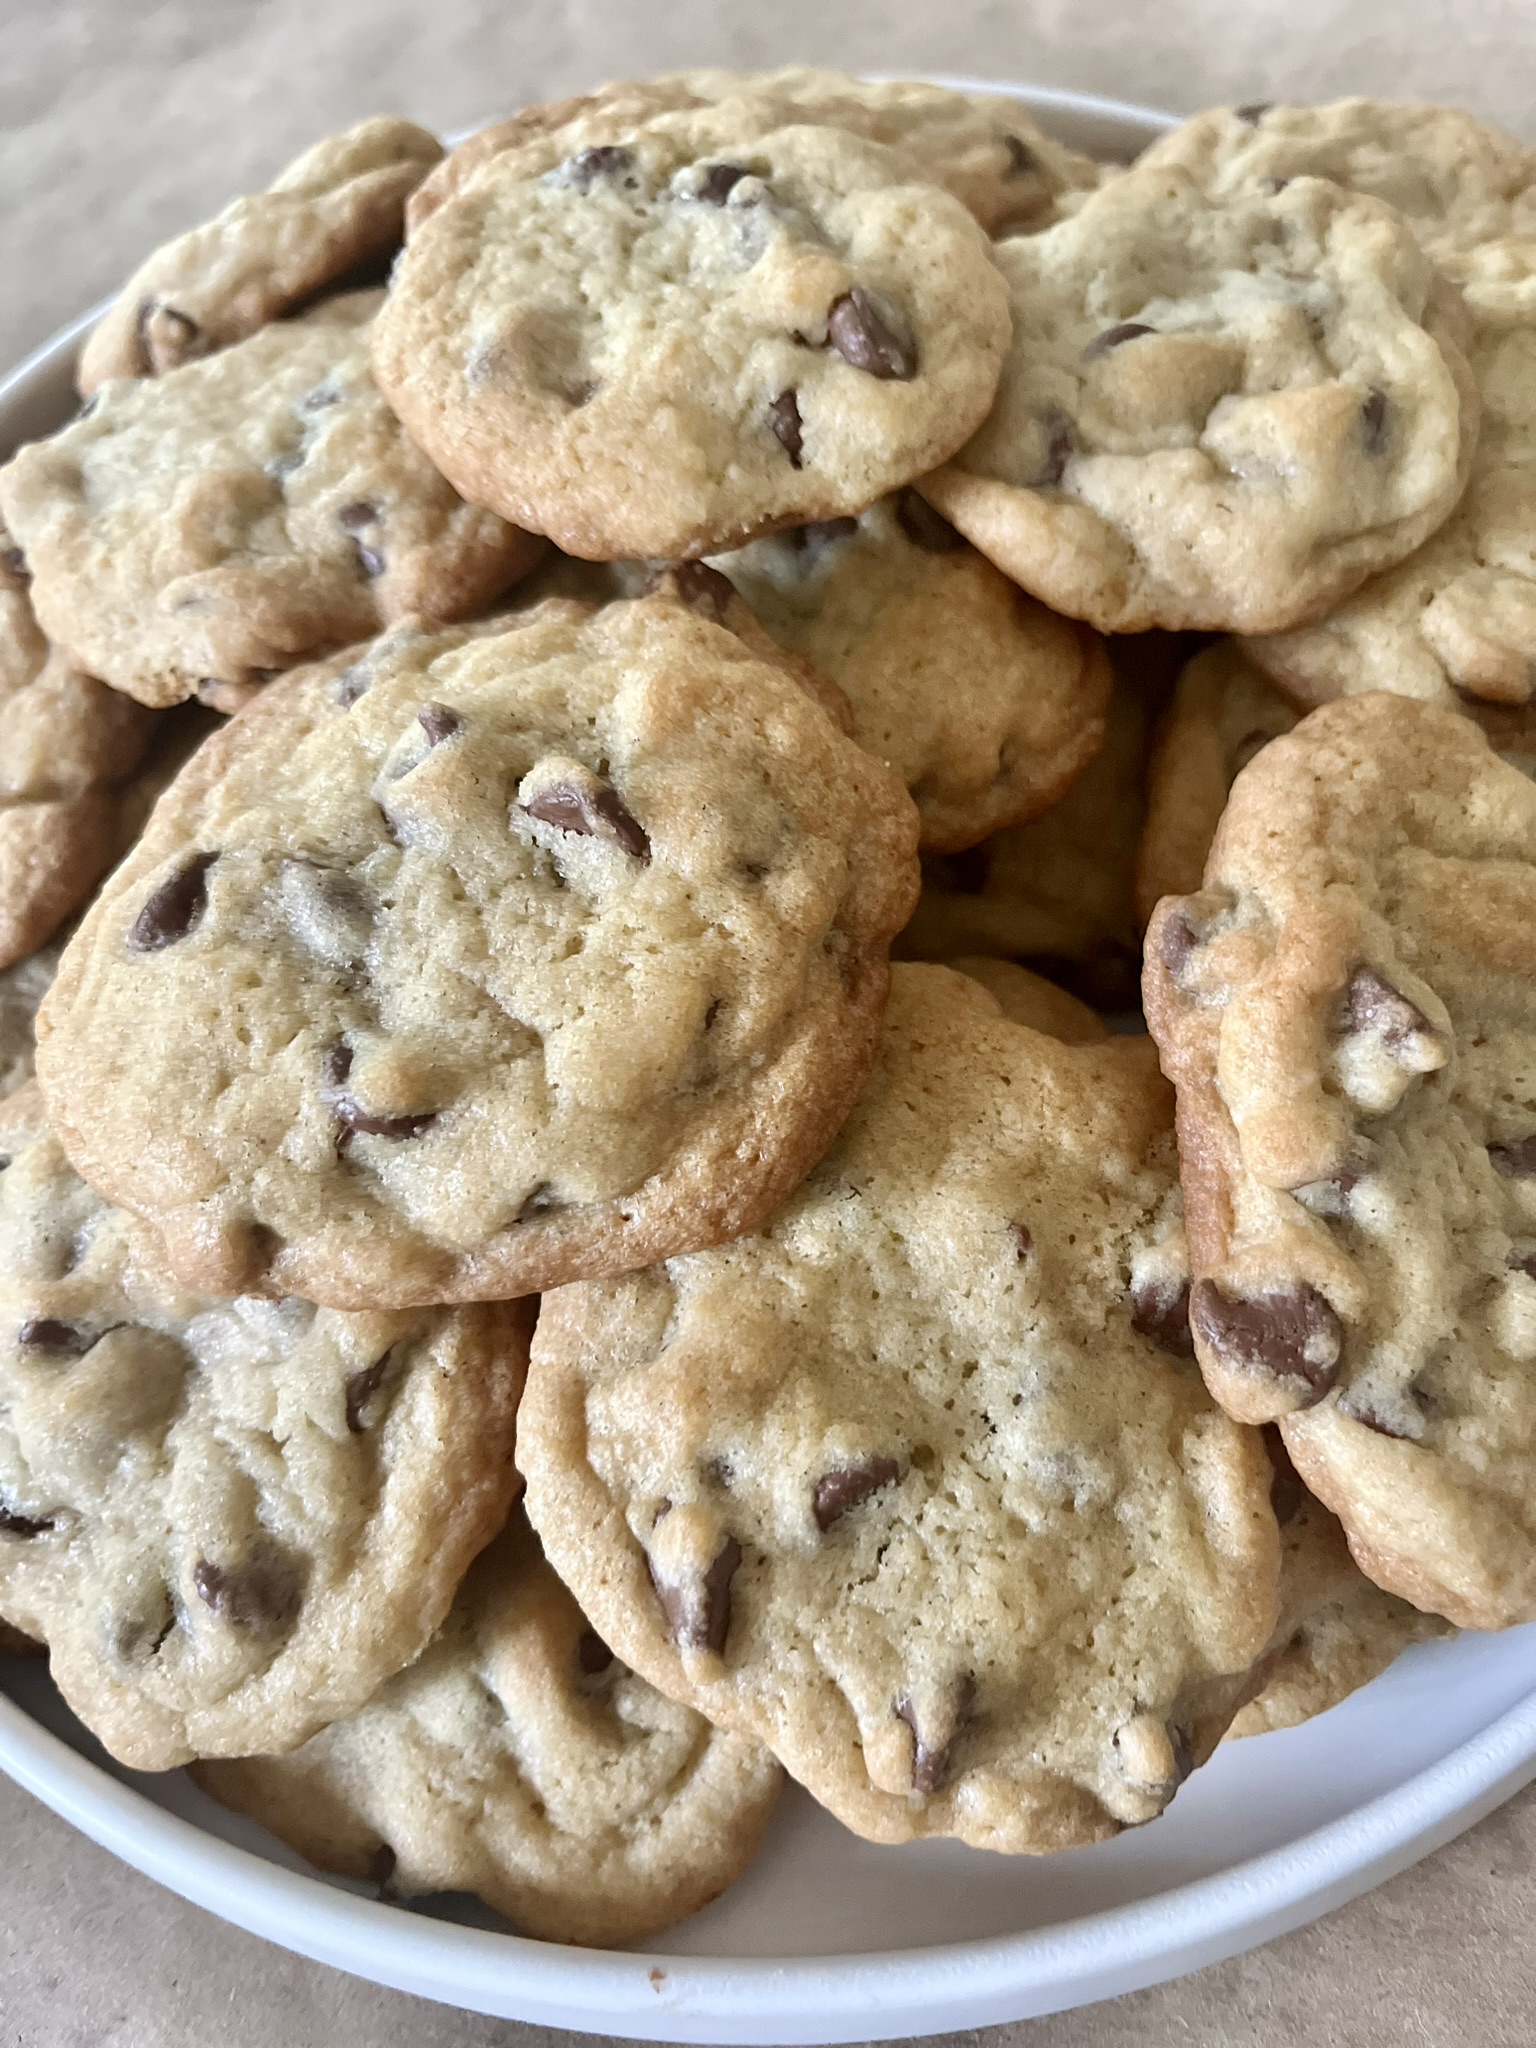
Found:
<box><xmin>2</xmin><ymin>70</ymin><xmax>1532</xmax><ymax>1943</ymax></box>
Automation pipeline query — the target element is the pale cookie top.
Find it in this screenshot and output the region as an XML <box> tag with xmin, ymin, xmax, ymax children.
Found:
<box><xmin>919</xmin><ymin>162</ymin><xmax>1479</xmax><ymax>635</ymax></box>
<box><xmin>945</xmin><ymin>957</ymin><xmax>1109</xmax><ymax>1044</ymax></box>
<box><xmin>196</xmin><ymin>1508</ymin><xmax>782</xmax><ymax>1947</ymax></box>
<box><xmin>0</xmin><ymin>946</ymin><xmax>60</xmax><ymax>1102</ymax></box>
<box><xmin>1143</xmin><ymin>694</ymin><xmax>1536</xmax><ymax>1628</ymax></box>
<box><xmin>1228</xmin><ymin>1430</ymin><xmax>1448</xmax><ymax>1740</ymax></box>
<box><xmin>895</xmin><ymin>660</ymin><xmax>1158</xmax><ymax>1011</ymax></box>
<box><xmin>37</xmin><ymin>598</ymin><xmax>919</xmax><ymax>1309</ymax></box>
<box><xmin>1247</xmin><ymin>321</ymin><xmax>1536</xmax><ymax>709</ymax></box>
<box><xmin>520</xmin><ymin>966</ymin><xmax>1280</xmax><ymax>1854</ymax></box>
<box><xmin>709</xmin><ymin>493</ymin><xmax>1111</xmax><ymax>852</ymax></box>
<box><xmin>371</xmin><ymin>118</ymin><xmax>1011</xmax><ymax>561</ymax></box>
<box><xmin>1</xmin><ymin>295</ymin><xmax>540</xmax><ymax>710</ymax></box>
<box><xmin>1139</xmin><ymin>99</ymin><xmax>1536</xmax><ymax>325</ymax></box>
<box><xmin>1136</xmin><ymin>639</ymin><xmax>1298</xmax><ymax>924</ymax></box>
<box><xmin>77</xmin><ymin>118</ymin><xmax>444</xmax><ymax>396</ymax></box>
<box><xmin>0</xmin><ymin>1085</ymin><xmax>529</xmax><ymax>1771</ymax></box>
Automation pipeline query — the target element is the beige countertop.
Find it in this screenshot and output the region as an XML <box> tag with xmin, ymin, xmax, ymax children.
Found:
<box><xmin>5</xmin><ymin>4</ymin><xmax>1536</xmax><ymax>2044</ymax></box>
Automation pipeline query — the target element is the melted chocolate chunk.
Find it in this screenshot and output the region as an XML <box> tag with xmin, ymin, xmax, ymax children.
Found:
<box><xmin>1260</xmin><ymin>1423</ymin><xmax>1305</xmax><ymax>1525</ymax></box>
<box><xmin>646</xmin><ymin>560</ymin><xmax>734</xmax><ymax>621</ymax></box>
<box><xmin>827</xmin><ymin>289</ymin><xmax>916</xmax><ymax>379</ymax></box>
<box><xmin>896</xmin><ymin>490</ymin><xmax>965</xmax><ymax>553</ymax></box>
<box><xmin>322</xmin><ymin>1042</ymin><xmax>437</xmax><ymax>1141</ymax></box>
<box><xmin>1343</xmin><ymin>966</ymin><xmax>1438</xmax><ymax>1052</ymax></box>
<box><xmin>769</xmin><ymin>388</ymin><xmax>804</xmax><ymax>466</ymax></box>
<box><xmin>367</xmin><ymin>1844</ymin><xmax>398</xmax><ymax>1898</ymax></box>
<box><xmin>127</xmin><ymin>853</ymin><xmax>217</xmax><ymax>952</ymax></box>
<box><xmin>697</xmin><ymin>161</ymin><xmax>751</xmax><ymax>204</ymax></box>
<box><xmin>522</xmin><ymin>776</ymin><xmax>651</xmax><ymax>861</ymax></box>
<box><xmin>896</xmin><ymin>1676</ymin><xmax>975</xmax><ymax>1794</ymax></box>
<box><xmin>812</xmin><ymin>1457</ymin><xmax>901</xmax><ymax>1531</ymax></box>
<box><xmin>564</xmin><ymin>145</ymin><xmax>634</xmax><ymax>188</ymax></box>
<box><xmin>0</xmin><ymin>1499</ymin><xmax>54</xmax><ymax>1538</ymax></box>
<box><xmin>1010</xmin><ymin>1222</ymin><xmax>1033</xmax><ymax>1260</ymax></box>
<box><xmin>1130</xmin><ymin>1277</ymin><xmax>1194</xmax><ymax>1356</ymax></box>
<box><xmin>336</xmin><ymin>500</ymin><xmax>377</xmax><ymax>533</ymax></box>
<box><xmin>1083</xmin><ymin>322</ymin><xmax>1156</xmax><ymax>361</ymax></box>
<box><xmin>417</xmin><ymin>701</ymin><xmax>463</xmax><ymax>747</ymax></box>
<box><xmin>1360</xmin><ymin>387</ymin><xmax>1389</xmax><ymax>454</ymax></box>
<box><xmin>649</xmin><ymin>1534</ymin><xmax>741</xmax><ymax>1653</ymax></box>
<box><xmin>1190</xmin><ymin>1280</ymin><xmax>1343</xmax><ymax>1400</ymax></box>
<box><xmin>192</xmin><ymin>1553</ymin><xmax>304</xmax><ymax>1632</ymax></box>
<box><xmin>17</xmin><ymin>1318</ymin><xmax>93</xmax><ymax>1357</ymax></box>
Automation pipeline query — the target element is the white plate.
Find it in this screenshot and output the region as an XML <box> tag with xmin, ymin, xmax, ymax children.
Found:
<box><xmin>5</xmin><ymin>79</ymin><xmax>1536</xmax><ymax>2046</ymax></box>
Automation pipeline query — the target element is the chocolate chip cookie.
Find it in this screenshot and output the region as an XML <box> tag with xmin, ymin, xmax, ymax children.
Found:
<box><xmin>371</xmin><ymin>117</ymin><xmax>1011</xmax><ymax>560</ymax></box>
<box><xmin>520</xmin><ymin>964</ymin><xmax>1280</xmax><ymax>1852</ymax></box>
<box><xmin>196</xmin><ymin>1506</ymin><xmax>781</xmax><ymax>1945</ymax></box>
<box><xmin>2</xmin><ymin>294</ymin><xmax>540</xmax><ymax>710</ymax></box>
<box><xmin>1144</xmin><ymin>693</ymin><xmax>1536</xmax><ymax>1627</ymax></box>
<box><xmin>946</xmin><ymin>957</ymin><xmax>1109</xmax><ymax>1044</ymax></box>
<box><xmin>894</xmin><ymin>659</ymin><xmax>1157</xmax><ymax>1008</ymax></box>
<box><xmin>919</xmin><ymin>162</ymin><xmax>1479</xmax><ymax>634</ymax></box>
<box><xmin>77</xmin><ymin>118</ymin><xmax>444</xmax><ymax>396</ymax></box>
<box><xmin>0</xmin><ymin>945</ymin><xmax>60</xmax><ymax>1102</ymax></box>
<box><xmin>1229</xmin><ymin>1430</ymin><xmax>1449</xmax><ymax>1739</ymax></box>
<box><xmin>1135</xmin><ymin>639</ymin><xmax>1298</xmax><ymax>924</ymax></box>
<box><xmin>37</xmin><ymin>596</ymin><xmax>919</xmax><ymax>1308</ymax></box>
<box><xmin>709</xmin><ymin>493</ymin><xmax>1111</xmax><ymax>851</ymax></box>
<box><xmin>0</xmin><ymin>1084</ymin><xmax>529</xmax><ymax>1769</ymax></box>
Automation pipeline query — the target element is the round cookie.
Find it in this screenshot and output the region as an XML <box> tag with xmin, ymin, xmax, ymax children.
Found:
<box><xmin>894</xmin><ymin>659</ymin><xmax>1158</xmax><ymax>1009</ymax></box>
<box><xmin>918</xmin><ymin>161</ymin><xmax>1479</xmax><ymax>635</ymax></box>
<box><xmin>77</xmin><ymin>117</ymin><xmax>445</xmax><ymax>395</ymax></box>
<box><xmin>1228</xmin><ymin>1430</ymin><xmax>1449</xmax><ymax>1740</ymax></box>
<box><xmin>37</xmin><ymin>596</ymin><xmax>919</xmax><ymax>1309</ymax></box>
<box><xmin>709</xmin><ymin>493</ymin><xmax>1111</xmax><ymax>852</ymax></box>
<box><xmin>0</xmin><ymin>943</ymin><xmax>60</xmax><ymax>1102</ymax></box>
<box><xmin>196</xmin><ymin>1507</ymin><xmax>782</xmax><ymax>1946</ymax></box>
<box><xmin>1135</xmin><ymin>639</ymin><xmax>1298</xmax><ymax>924</ymax></box>
<box><xmin>1</xmin><ymin>293</ymin><xmax>541</xmax><ymax>710</ymax></box>
<box><xmin>945</xmin><ymin>958</ymin><xmax>1109</xmax><ymax>1044</ymax></box>
<box><xmin>520</xmin><ymin>965</ymin><xmax>1281</xmax><ymax>1853</ymax></box>
<box><xmin>0</xmin><ymin>1084</ymin><xmax>529</xmax><ymax>1770</ymax></box>
<box><xmin>371</xmin><ymin>117</ymin><xmax>1011</xmax><ymax>561</ymax></box>
<box><xmin>1143</xmin><ymin>693</ymin><xmax>1536</xmax><ymax>1628</ymax></box>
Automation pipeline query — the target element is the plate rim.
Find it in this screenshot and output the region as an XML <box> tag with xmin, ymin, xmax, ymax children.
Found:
<box><xmin>5</xmin><ymin>74</ymin><xmax>1531</xmax><ymax>2045</ymax></box>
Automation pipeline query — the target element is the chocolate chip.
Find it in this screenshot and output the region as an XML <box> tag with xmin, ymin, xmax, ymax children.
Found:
<box><xmin>1037</xmin><ymin>411</ymin><xmax>1074</xmax><ymax>487</ymax></box>
<box><xmin>564</xmin><ymin>145</ymin><xmax>634</xmax><ymax>188</ymax></box>
<box><xmin>0</xmin><ymin>547</ymin><xmax>28</xmax><ymax>580</ymax></box>
<box><xmin>1010</xmin><ymin>1222</ymin><xmax>1033</xmax><ymax>1260</ymax></box>
<box><xmin>367</xmin><ymin>1844</ymin><xmax>397</xmax><ymax>1899</ymax></box>
<box><xmin>127</xmin><ymin>852</ymin><xmax>216</xmax><ymax>952</ymax></box>
<box><xmin>1360</xmin><ymin>388</ymin><xmax>1389</xmax><ymax>454</ymax></box>
<box><xmin>192</xmin><ymin>1553</ymin><xmax>304</xmax><ymax>1632</ymax></box>
<box><xmin>1190</xmin><ymin>1280</ymin><xmax>1343</xmax><ymax>1400</ymax></box>
<box><xmin>522</xmin><ymin>775</ymin><xmax>651</xmax><ymax>862</ymax></box>
<box><xmin>322</xmin><ymin>1041</ymin><xmax>437</xmax><ymax>1142</ymax></box>
<box><xmin>1342</xmin><ymin>967</ymin><xmax>1437</xmax><ymax>1053</ymax></box>
<box><xmin>1236</xmin><ymin>101</ymin><xmax>1273</xmax><ymax>123</ymax></box>
<box><xmin>649</xmin><ymin>1534</ymin><xmax>741</xmax><ymax>1653</ymax></box>
<box><xmin>17</xmin><ymin>1318</ymin><xmax>92</xmax><ymax>1357</ymax></box>
<box><xmin>697</xmin><ymin>162</ymin><xmax>750</xmax><ymax>203</ymax></box>
<box><xmin>896</xmin><ymin>490</ymin><xmax>965</xmax><ymax>553</ymax></box>
<box><xmin>1159</xmin><ymin>909</ymin><xmax>1200</xmax><ymax>982</ymax></box>
<box><xmin>0</xmin><ymin>1499</ymin><xmax>53</xmax><ymax>1538</ymax></box>
<box><xmin>645</xmin><ymin>561</ymin><xmax>734</xmax><ymax>622</ymax></box>
<box><xmin>812</xmin><ymin>1457</ymin><xmax>901</xmax><ymax>1531</ymax></box>
<box><xmin>417</xmin><ymin>702</ymin><xmax>463</xmax><ymax>747</ymax></box>
<box><xmin>1083</xmin><ymin>322</ymin><xmax>1156</xmax><ymax>361</ymax></box>
<box><xmin>1131</xmin><ymin>1277</ymin><xmax>1194</xmax><ymax>1356</ymax></box>
<box><xmin>1490</xmin><ymin>1136</ymin><xmax>1536</xmax><ymax>1177</ymax></box>
<box><xmin>896</xmin><ymin>1676</ymin><xmax>975</xmax><ymax>1794</ymax></box>
<box><xmin>344</xmin><ymin>1347</ymin><xmax>398</xmax><ymax>1433</ymax></box>
<box><xmin>354</xmin><ymin>541</ymin><xmax>385</xmax><ymax>578</ymax></box>
<box><xmin>769</xmin><ymin>389</ymin><xmax>804</xmax><ymax>466</ymax></box>
<box><xmin>1343</xmin><ymin>1399</ymin><xmax>1415</xmax><ymax>1441</ymax></box>
<box><xmin>827</xmin><ymin>289</ymin><xmax>916</xmax><ymax>380</ymax></box>
<box><xmin>1003</xmin><ymin>134</ymin><xmax>1040</xmax><ymax>177</ymax></box>
<box><xmin>1260</xmin><ymin>1423</ymin><xmax>1305</xmax><ymax>1524</ymax></box>
<box><xmin>336</xmin><ymin>500</ymin><xmax>377</xmax><ymax>533</ymax></box>
<box><xmin>577</xmin><ymin>1630</ymin><xmax>614</xmax><ymax>1675</ymax></box>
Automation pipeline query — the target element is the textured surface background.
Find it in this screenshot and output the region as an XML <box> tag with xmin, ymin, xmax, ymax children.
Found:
<box><xmin>5</xmin><ymin>3</ymin><xmax>1536</xmax><ymax>2043</ymax></box>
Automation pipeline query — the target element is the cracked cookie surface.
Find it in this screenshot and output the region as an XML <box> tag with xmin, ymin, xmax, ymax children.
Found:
<box><xmin>0</xmin><ymin>1085</ymin><xmax>528</xmax><ymax>1769</ymax></box>
<box><xmin>372</xmin><ymin>116</ymin><xmax>1011</xmax><ymax>560</ymax></box>
<box><xmin>37</xmin><ymin>597</ymin><xmax>919</xmax><ymax>1308</ymax></box>
<box><xmin>196</xmin><ymin>1506</ymin><xmax>781</xmax><ymax>1946</ymax></box>
<box><xmin>1144</xmin><ymin>693</ymin><xmax>1536</xmax><ymax>1627</ymax></box>
<box><xmin>2</xmin><ymin>294</ymin><xmax>539</xmax><ymax>709</ymax></box>
<box><xmin>520</xmin><ymin>965</ymin><xmax>1279</xmax><ymax>1852</ymax></box>
<box><xmin>919</xmin><ymin>161</ymin><xmax>1478</xmax><ymax>634</ymax></box>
